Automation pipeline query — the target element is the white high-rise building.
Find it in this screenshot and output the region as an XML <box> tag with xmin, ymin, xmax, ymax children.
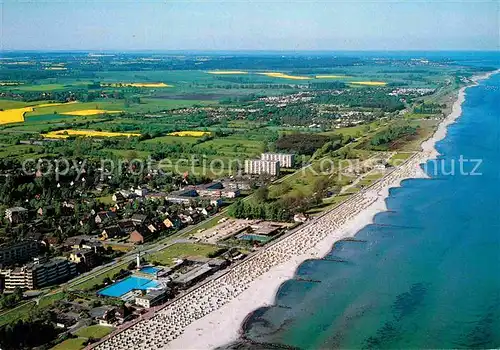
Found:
<box><xmin>244</xmin><ymin>160</ymin><xmax>280</xmax><ymax>176</ymax></box>
<box><xmin>261</xmin><ymin>153</ymin><xmax>294</xmax><ymax>168</ymax></box>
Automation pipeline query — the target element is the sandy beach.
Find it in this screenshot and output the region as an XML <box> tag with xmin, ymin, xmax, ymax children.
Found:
<box><xmin>164</xmin><ymin>70</ymin><xmax>499</xmax><ymax>350</ymax></box>
<box><xmin>92</xmin><ymin>70</ymin><xmax>498</xmax><ymax>350</ymax></box>
<box><xmin>165</xmin><ymin>192</ymin><xmax>392</xmax><ymax>350</ymax></box>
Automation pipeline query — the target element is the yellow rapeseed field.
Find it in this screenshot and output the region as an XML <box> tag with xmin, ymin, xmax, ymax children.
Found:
<box><xmin>0</xmin><ymin>107</ymin><xmax>33</xmax><ymax>125</ymax></box>
<box><xmin>258</xmin><ymin>72</ymin><xmax>311</xmax><ymax>80</ymax></box>
<box><xmin>315</xmin><ymin>75</ymin><xmax>348</xmax><ymax>79</ymax></box>
<box><xmin>351</xmin><ymin>81</ymin><xmax>387</xmax><ymax>86</ymax></box>
<box><xmin>42</xmin><ymin>130</ymin><xmax>141</xmax><ymax>139</ymax></box>
<box><xmin>101</xmin><ymin>82</ymin><xmax>173</xmax><ymax>88</ymax></box>
<box><xmin>168</xmin><ymin>131</ymin><xmax>211</xmax><ymax>137</ymax></box>
<box><xmin>0</xmin><ymin>101</ymin><xmax>78</xmax><ymax>125</ymax></box>
<box><xmin>207</xmin><ymin>71</ymin><xmax>248</xmax><ymax>75</ymax></box>
<box><xmin>61</xmin><ymin>109</ymin><xmax>122</xmax><ymax>116</ymax></box>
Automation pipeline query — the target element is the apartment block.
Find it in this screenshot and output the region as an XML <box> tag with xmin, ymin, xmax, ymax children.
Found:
<box><xmin>0</xmin><ymin>240</ymin><xmax>39</xmax><ymax>266</ymax></box>
<box><xmin>244</xmin><ymin>160</ymin><xmax>280</xmax><ymax>176</ymax></box>
<box><xmin>261</xmin><ymin>153</ymin><xmax>295</xmax><ymax>168</ymax></box>
<box><xmin>0</xmin><ymin>258</ymin><xmax>77</xmax><ymax>290</ymax></box>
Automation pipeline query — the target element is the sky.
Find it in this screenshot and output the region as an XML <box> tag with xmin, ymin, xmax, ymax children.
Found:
<box><xmin>0</xmin><ymin>0</ymin><xmax>498</xmax><ymax>51</ymax></box>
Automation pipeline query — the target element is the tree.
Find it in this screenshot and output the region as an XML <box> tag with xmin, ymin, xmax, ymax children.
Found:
<box><xmin>125</xmin><ymin>150</ymin><xmax>139</xmax><ymax>161</ymax></box>
<box><xmin>312</xmin><ymin>177</ymin><xmax>330</xmax><ymax>201</ymax></box>
<box><xmin>127</xmin><ymin>261</ymin><xmax>137</xmax><ymax>270</ymax></box>
<box><xmin>254</xmin><ymin>187</ymin><xmax>269</xmax><ymax>203</ymax></box>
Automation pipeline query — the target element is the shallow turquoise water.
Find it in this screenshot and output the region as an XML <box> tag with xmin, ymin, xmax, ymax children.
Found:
<box><xmin>234</xmin><ymin>73</ymin><xmax>500</xmax><ymax>349</ymax></box>
<box><xmin>140</xmin><ymin>266</ymin><xmax>161</xmax><ymax>275</ymax></box>
<box><xmin>239</xmin><ymin>234</ymin><xmax>272</xmax><ymax>243</ymax></box>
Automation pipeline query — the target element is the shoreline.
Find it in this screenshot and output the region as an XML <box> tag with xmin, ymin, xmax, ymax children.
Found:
<box><xmin>166</xmin><ymin>187</ymin><xmax>394</xmax><ymax>350</ymax></box>
<box><xmin>164</xmin><ymin>70</ymin><xmax>498</xmax><ymax>350</ymax></box>
<box><xmin>92</xmin><ymin>70</ymin><xmax>497</xmax><ymax>350</ymax></box>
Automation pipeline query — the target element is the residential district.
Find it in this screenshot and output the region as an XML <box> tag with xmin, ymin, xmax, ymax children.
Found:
<box><xmin>0</xmin><ymin>151</ymin><xmax>318</xmax><ymax>347</ymax></box>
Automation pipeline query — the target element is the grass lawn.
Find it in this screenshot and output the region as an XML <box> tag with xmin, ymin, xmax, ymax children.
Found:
<box><xmin>306</xmin><ymin>193</ymin><xmax>352</xmax><ymax>215</ymax></box>
<box><xmin>38</xmin><ymin>291</ymin><xmax>66</xmax><ymax>308</ymax></box>
<box><xmin>0</xmin><ymin>99</ymin><xmax>47</xmax><ymax>109</ymax></box>
<box><xmin>395</xmin><ymin>120</ymin><xmax>439</xmax><ymax>151</ymax></box>
<box><xmin>147</xmin><ymin>243</ymin><xmax>219</xmax><ymax>266</ymax></box>
<box><xmin>0</xmin><ymin>144</ymin><xmax>42</xmax><ymax>158</ymax></box>
<box><xmin>403</xmin><ymin>112</ymin><xmax>438</xmax><ymax>120</ymax></box>
<box><xmin>186</xmin><ymin>215</ymin><xmax>225</xmax><ymax>234</ymax></box>
<box><xmin>74</xmin><ymin>325</ymin><xmax>114</xmax><ymax>339</ymax></box>
<box><xmin>157</xmin><ymin>162</ymin><xmax>234</xmax><ymax>178</ymax></box>
<box><xmin>104</xmin><ymin>149</ymin><xmax>151</xmax><ymax>159</ymax></box>
<box><xmin>102</xmin><ymin>243</ymin><xmax>134</xmax><ymax>252</ymax></box>
<box><xmin>25</xmin><ymin>100</ymin><xmax>126</xmax><ymax>116</ymax></box>
<box><xmin>0</xmin><ymin>292</ymin><xmax>66</xmax><ymax>327</ymax></box>
<box><xmin>269</xmin><ymin>157</ymin><xmax>348</xmax><ymax>198</ymax></box>
<box><xmin>71</xmin><ymin>262</ymin><xmax>128</xmax><ymax>291</ymax></box>
<box><xmin>127</xmin><ymin>98</ymin><xmax>217</xmax><ymax>112</ymax></box>
<box><xmin>142</xmin><ymin>135</ymin><xmax>199</xmax><ymax>145</ymax></box>
<box><xmin>96</xmin><ymin>195</ymin><xmax>114</xmax><ymax>205</ymax></box>
<box><xmin>388</xmin><ymin>152</ymin><xmax>413</xmax><ymax>167</ymax></box>
<box><xmin>358</xmin><ymin>172</ymin><xmax>384</xmax><ymax>186</ymax></box>
<box><xmin>0</xmin><ymin>301</ymin><xmax>35</xmax><ymax>326</ymax></box>
<box><xmin>193</xmin><ymin>136</ymin><xmax>264</xmax><ymax>157</ymax></box>
<box><xmin>343</xmin><ymin>186</ymin><xmax>361</xmax><ymax>195</ymax></box>
<box><xmin>24</xmin><ymin>113</ymin><xmax>101</xmax><ymax>123</ymax></box>
<box><xmin>320</xmin><ymin>121</ymin><xmax>382</xmax><ymax>138</ymax></box>
<box><xmin>11</xmin><ymin>81</ymin><xmax>92</xmax><ymax>92</ymax></box>
<box><xmin>51</xmin><ymin>338</ymin><xmax>87</xmax><ymax>350</ymax></box>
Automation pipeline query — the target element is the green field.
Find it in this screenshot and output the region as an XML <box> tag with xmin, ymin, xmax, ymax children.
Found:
<box><xmin>320</xmin><ymin>120</ymin><xmax>385</xmax><ymax>138</ymax></box>
<box><xmin>25</xmin><ymin>101</ymin><xmax>126</xmax><ymax>116</ymax></box>
<box><xmin>0</xmin><ymin>291</ymin><xmax>67</xmax><ymax>327</ymax></box>
<box><xmin>156</xmin><ymin>162</ymin><xmax>235</xmax><ymax>178</ymax></box>
<box><xmin>74</xmin><ymin>325</ymin><xmax>114</xmax><ymax>339</ymax></box>
<box><xmin>147</xmin><ymin>243</ymin><xmax>220</xmax><ymax>266</ymax></box>
<box><xmin>24</xmin><ymin>113</ymin><xmax>102</xmax><ymax>123</ymax></box>
<box><xmin>0</xmin><ymin>99</ymin><xmax>46</xmax><ymax>109</ymax></box>
<box><xmin>306</xmin><ymin>192</ymin><xmax>353</xmax><ymax>215</ymax></box>
<box><xmin>9</xmin><ymin>81</ymin><xmax>92</xmax><ymax>92</ymax></box>
<box><xmin>51</xmin><ymin>338</ymin><xmax>87</xmax><ymax>350</ymax></box>
<box><xmin>358</xmin><ymin>172</ymin><xmax>384</xmax><ymax>186</ymax></box>
<box><xmin>194</xmin><ymin>137</ymin><xmax>265</xmax><ymax>157</ymax></box>
<box><xmin>388</xmin><ymin>152</ymin><xmax>413</xmax><ymax>166</ymax></box>
<box><xmin>0</xmin><ymin>144</ymin><xmax>42</xmax><ymax>158</ymax></box>
<box><xmin>38</xmin><ymin>291</ymin><xmax>67</xmax><ymax>308</ymax></box>
<box><xmin>0</xmin><ymin>301</ymin><xmax>35</xmax><ymax>326</ymax></box>
<box><xmin>126</xmin><ymin>98</ymin><xmax>217</xmax><ymax>112</ymax></box>
<box><xmin>395</xmin><ymin>119</ymin><xmax>440</xmax><ymax>151</ymax></box>
<box><xmin>96</xmin><ymin>195</ymin><xmax>114</xmax><ymax>205</ymax></box>
<box><xmin>105</xmin><ymin>149</ymin><xmax>151</xmax><ymax>159</ymax></box>
<box><xmin>142</xmin><ymin>135</ymin><xmax>200</xmax><ymax>145</ymax></box>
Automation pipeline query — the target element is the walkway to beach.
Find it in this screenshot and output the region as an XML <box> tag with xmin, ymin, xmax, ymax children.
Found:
<box><xmin>91</xmin><ymin>152</ymin><xmax>429</xmax><ymax>350</ymax></box>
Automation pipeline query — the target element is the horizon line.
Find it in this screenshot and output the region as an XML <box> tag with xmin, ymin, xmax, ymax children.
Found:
<box><xmin>2</xmin><ymin>49</ymin><xmax>499</xmax><ymax>54</ymax></box>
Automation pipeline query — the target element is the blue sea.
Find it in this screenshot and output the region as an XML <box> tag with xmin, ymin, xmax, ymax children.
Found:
<box><xmin>225</xmin><ymin>70</ymin><xmax>500</xmax><ymax>348</ymax></box>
